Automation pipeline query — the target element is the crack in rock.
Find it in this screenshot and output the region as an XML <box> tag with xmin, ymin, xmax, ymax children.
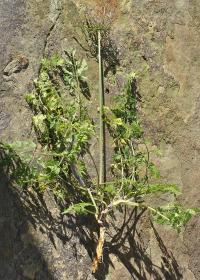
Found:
<box><xmin>43</xmin><ymin>0</ymin><xmax>63</xmax><ymax>57</ymax></box>
<box><xmin>0</xmin><ymin>111</ymin><xmax>11</xmax><ymax>133</ymax></box>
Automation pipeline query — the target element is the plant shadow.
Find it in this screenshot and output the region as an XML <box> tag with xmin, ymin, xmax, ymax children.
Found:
<box><xmin>0</xmin><ymin>145</ymin><xmax>183</xmax><ymax>280</ymax></box>
<box><xmin>73</xmin><ymin>16</ymin><xmax>120</xmax><ymax>77</ymax></box>
<box><xmin>0</xmin><ymin>163</ymin><xmax>55</xmax><ymax>279</ymax></box>
<box><xmin>91</xmin><ymin>208</ymin><xmax>183</xmax><ymax>280</ymax></box>
<box><xmin>0</xmin><ymin>146</ymin><xmax>95</xmax><ymax>279</ymax></box>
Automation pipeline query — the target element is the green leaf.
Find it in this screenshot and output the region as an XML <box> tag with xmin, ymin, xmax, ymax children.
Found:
<box><xmin>146</xmin><ymin>184</ymin><xmax>181</xmax><ymax>195</ymax></box>
<box><xmin>62</xmin><ymin>202</ymin><xmax>95</xmax><ymax>215</ymax></box>
<box><xmin>153</xmin><ymin>205</ymin><xmax>200</xmax><ymax>232</ymax></box>
<box><xmin>148</xmin><ymin>163</ymin><xmax>160</xmax><ymax>178</ymax></box>
<box><xmin>8</xmin><ymin>140</ymin><xmax>36</xmax><ymax>151</ymax></box>
<box><xmin>104</xmin><ymin>183</ymin><xmax>117</xmax><ymax>196</ymax></box>
<box><xmin>113</xmin><ymin>118</ymin><xmax>123</xmax><ymax>126</ymax></box>
<box><xmin>33</xmin><ymin>114</ymin><xmax>46</xmax><ymax>132</ymax></box>
<box><xmin>7</xmin><ymin>141</ymin><xmax>37</xmax><ymax>162</ymax></box>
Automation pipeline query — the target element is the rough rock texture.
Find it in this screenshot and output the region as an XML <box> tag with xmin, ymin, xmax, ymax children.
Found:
<box><xmin>0</xmin><ymin>169</ymin><xmax>95</xmax><ymax>280</ymax></box>
<box><xmin>0</xmin><ymin>0</ymin><xmax>200</xmax><ymax>279</ymax></box>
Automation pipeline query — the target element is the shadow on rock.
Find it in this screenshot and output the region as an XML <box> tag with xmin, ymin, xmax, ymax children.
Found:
<box><xmin>0</xmin><ymin>147</ymin><xmax>95</xmax><ymax>280</ymax></box>
<box><xmin>92</xmin><ymin>209</ymin><xmax>183</xmax><ymax>280</ymax></box>
<box><xmin>0</xmin><ymin>146</ymin><xmax>183</xmax><ymax>280</ymax></box>
<box><xmin>0</xmin><ymin>171</ymin><xmax>55</xmax><ymax>280</ymax></box>
<box><xmin>73</xmin><ymin>16</ymin><xmax>120</xmax><ymax>77</ymax></box>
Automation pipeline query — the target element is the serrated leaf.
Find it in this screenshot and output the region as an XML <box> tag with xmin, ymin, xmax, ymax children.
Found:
<box><xmin>148</xmin><ymin>163</ymin><xmax>160</xmax><ymax>178</ymax></box>
<box><xmin>104</xmin><ymin>183</ymin><xmax>117</xmax><ymax>196</ymax></box>
<box><xmin>146</xmin><ymin>184</ymin><xmax>181</xmax><ymax>195</ymax></box>
<box><xmin>62</xmin><ymin>202</ymin><xmax>94</xmax><ymax>215</ymax></box>
<box><xmin>33</xmin><ymin>114</ymin><xmax>46</xmax><ymax>132</ymax></box>
<box><xmin>153</xmin><ymin>205</ymin><xmax>200</xmax><ymax>232</ymax></box>
<box><xmin>113</xmin><ymin>118</ymin><xmax>123</xmax><ymax>126</ymax></box>
<box><xmin>8</xmin><ymin>141</ymin><xmax>37</xmax><ymax>163</ymax></box>
<box><xmin>9</xmin><ymin>140</ymin><xmax>36</xmax><ymax>151</ymax></box>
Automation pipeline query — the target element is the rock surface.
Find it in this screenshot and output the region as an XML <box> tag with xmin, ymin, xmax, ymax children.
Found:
<box><xmin>0</xmin><ymin>0</ymin><xmax>200</xmax><ymax>279</ymax></box>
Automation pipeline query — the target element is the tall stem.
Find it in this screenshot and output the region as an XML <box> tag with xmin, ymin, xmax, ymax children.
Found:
<box><xmin>98</xmin><ymin>30</ymin><xmax>106</xmax><ymax>185</ymax></box>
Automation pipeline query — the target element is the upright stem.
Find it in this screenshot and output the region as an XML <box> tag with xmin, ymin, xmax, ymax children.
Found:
<box><xmin>98</xmin><ymin>30</ymin><xmax>106</xmax><ymax>185</ymax></box>
<box><xmin>92</xmin><ymin>30</ymin><xmax>106</xmax><ymax>274</ymax></box>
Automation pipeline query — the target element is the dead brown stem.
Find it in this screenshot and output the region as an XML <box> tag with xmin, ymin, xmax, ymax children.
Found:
<box><xmin>92</xmin><ymin>225</ymin><xmax>106</xmax><ymax>273</ymax></box>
